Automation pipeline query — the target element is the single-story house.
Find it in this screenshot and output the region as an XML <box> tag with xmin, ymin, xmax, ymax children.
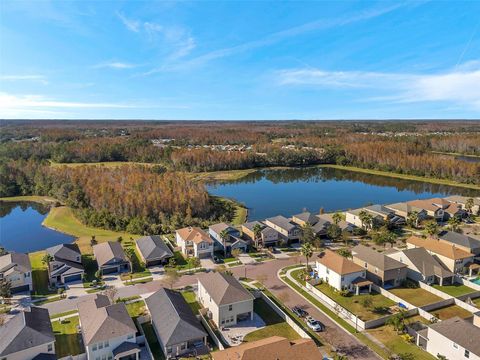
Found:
<box><xmin>77</xmin><ymin>294</ymin><xmax>139</xmax><ymax>360</ymax></box>
<box><xmin>46</xmin><ymin>243</ymin><xmax>84</xmax><ymax>286</ymax></box>
<box><xmin>416</xmin><ymin>317</ymin><xmax>480</xmax><ymax>360</ymax></box>
<box><xmin>92</xmin><ymin>241</ymin><xmax>130</xmax><ymax>275</ymax></box>
<box><xmin>406</xmin><ymin>236</ymin><xmax>474</xmax><ymax>274</ymax></box>
<box><xmin>264</xmin><ymin>215</ymin><xmax>300</xmax><ymax>244</ymax></box>
<box><xmin>176</xmin><ymin>226</ymin><xmax>214</xmax><ymax>259</ymax></box>
<box><xmin>351</xmin><ymin>244</ymin><xmax>407</xmax><ymax>288</ymax></box>
<box><xmin>438</xmin><ymin>230</ymin><xmax>480</xmax><ymax>256</ymax></box>
<box><xmin>444</xmin><ymin>195</ymin><xmax>480</xmax><ymax>215</ymax></box>
<box><xmin>145</xmin><ymin>288</ymin><xmax>208</xmax><ymax>359</ymax></box>
<box><xmin>135</xmin><ymin>235</ymin><xmax>173</xmax><ymax>267</ymax></box>
<box><xmin>386</xmin><ymin>247</ymin><xmax>454</xmax><ymax>285</ymax></box>
<box><xmin>241</xmin><ymin>221</ymin><xmax>279</xmax><ymax>248</ymax></box>
<box><xmin>197</xmin><ymin>272</ymin><xmax>255</xmax><ymax>327</ymax></box>
<box><xmin>0</xmin><ymin>252</ymin><xmax>32</xmax><ymax>293</ymax></box>
<box><xmin>209</xmin><ymin>223</ymin><xmax>248</xmax><ymax>254</ymax></box>
<box><xmin>212</xmin><ymin>336</ymin><xmax>320</xmax><ymax>360</ymax></box>
<box><xmin>315</xmin><ymin>249</ymin><xmax>371</xmax><ymax>294</ymax></box>
<box><xmin>0</xmin><ymin>307</ymin><xmax>56</xmax><ymax>360</ymax></box>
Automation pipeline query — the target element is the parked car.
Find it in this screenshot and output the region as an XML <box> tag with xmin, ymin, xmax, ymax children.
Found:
<box><xmin>292</xmin><ymin>306</ymin><xmax>308</xmax><ymax>318</ymax></box>
<box><xmin>306</xmin><ymin>317</ymin><xmax>325</xmax><ymax>332</ymax></box>
<box><xmin>213</xmin><ymin>256</ymin><xmax>224</xmax><ymax>264</ymax></box>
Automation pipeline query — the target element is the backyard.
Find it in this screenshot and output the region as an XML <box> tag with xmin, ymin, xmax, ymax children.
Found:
<box><xmin>389</xmin><ymin>287</ymin><xmax>443</xmax><ymax>307</ymax></box>
<box><xmin>432</xmin><ymin>283</ymin><xmax>476</xmax><ymax>297</ymax></box>
<box><xmin>29</xmin><ymin>250</ymin><xmax>57</xmax><ymax>296</ymax></box>
<box><xmin>125</xmin><ymin>300</ymin><xmax>147</xmax><ymax>320</ymax></box>
<box><xmin>182</xmin><ymin>290</ymin><xmax>201</xmax><ymax>314</ymax></box>
<box><xmin>142</xmin><ymin>322</ymin><xmax>165</xmax><ymax>360</ymax></box>
<box><xmin>51</xmin><ymin>316</ymin><xmax>84</xmax><ymax>358</ymax></box>
<box><xmin>473</xmin><ymin>297</ymin><xmax>480</xmax><ymax>308</ymax></box>
<box><xmin>243</xmin><ymin>298</ymin><xmax>300</xmax><ymax>342</ymax></box>
<box><xmin>429</xmin><ymin>305</ymin><xmax>473</xmax><ymax>320</ymax></box>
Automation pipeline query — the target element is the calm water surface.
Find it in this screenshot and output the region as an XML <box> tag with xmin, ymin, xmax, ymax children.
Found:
<box><xmin>0</xmin><ymin>202</ymin><xmax>74</xmax><ymax>253</ymax></box>
<box><xmin>208</xmin><ymin>167</ymin><xmax>480</xmax><ymax>220</ymax></box>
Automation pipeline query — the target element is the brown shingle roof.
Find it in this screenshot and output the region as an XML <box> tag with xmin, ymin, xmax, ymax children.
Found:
<box><xmin>352</xmin><ymin>244</ymin><xmax>407</xmax><ymax>271</ymax></box>
<box><xmin>316</xmin><ymin>249</ymin><xmax>364</xmax><ymax>275</ymax></box>
<box><xmin>198</xmin><ymin>272</ymin><xmax>254</xmax><ymax>306</ymax></box>
<box><xmin>407</xmin><ymin>236</ymin><xmax>473</xmax><ymax>260</ymax></box>
<box><xmin>92</xmin><ymin>241</ymin><xmax>127</xmax><ymax>267</ymax></box>
<box><xmin>176</xmin><ymin>227</ymin><xmax>212</xmax><ymax>245</ymax></box>
<box><xmin>211</xmin><ymin>336</ymin><xmax>319</xmax><ymax>360</ymax></box>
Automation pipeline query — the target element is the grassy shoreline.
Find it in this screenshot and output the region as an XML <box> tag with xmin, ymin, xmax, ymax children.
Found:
<box><xmin>431</xmin><ymin>151</ymin><xmax>480</xmax><ymax>159</ymax></box>
<box><xmin>319</xmin><ymin>164</ymin><xmax>480</xmax><ymax>190</ymax></box>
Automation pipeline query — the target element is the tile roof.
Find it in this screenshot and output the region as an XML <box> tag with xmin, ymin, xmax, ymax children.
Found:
<box><xmin>93</xmin><ymin>241</ymin><xmax>127</xmax><ymax>267</ymax></box>
<box><xmin>212</xmin><ymin>336</ymin><xmax>320</xmax><ymax>360</ymax></box>
<box><xmin>77</xmin><ymin>294</ymin><xmax>136</xmax><ymax>345</ymax></box>
<box><xmin>427</xmin><ymin>317</ymin><xmax>480</xmax><ymax>356</ymax></box>
<box><xmin>198</xmin><ymin>272</ymin><xmax>254</xmax><ymax>306</ymax></box>
<box><xmin>0</xmin><ymin>252</ymin><xmax>31</xmax><ymax>274</ymax></box>
<box><xmin>136</xmin><ymin>235</ymin><xmax>173</xmax><ymax>261</ymax></box>
<box><xmin>0</xmin><ymin>307</ymin><xmax>55</xmax><ymax>357</ymax></box>
<box><xmin>407</xmin><ymin>236</ymin><xmax>474</xmax><ymax>260</ymax></box>
<box><xmin>438</xmin><ymin>230</ymin><xmax>480</xmax><ymax>250</ymax></box>
<box><xmin>316</xmin><ymin>249</ymin><xmax>364</xmax><ymax>275</ymax></box>
<box><xmin>145</xmin><ymin>288</ymin><xmax>206</xmax><ymax>346</ymax></box>
<box><xmin>176</xmin><ymin>227</ymin><xmax>212</xmax><ymax>245</ymax></box>
<box><xmin>352</xmin><ymin>245</ymin><xmax>406</xmax><ymax>271</ymax></box>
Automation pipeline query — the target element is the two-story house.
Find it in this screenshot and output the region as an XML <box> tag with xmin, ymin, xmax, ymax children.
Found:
<box><xmin>406</xmin><ymin>198</ymin><xmax>466</xmax><ymax>221</ymax></box>
<box><xmin>209</xmin><ymin>223</ymin><xmax>248</xmax><ymax>255</ymax></box>
<box><xmin>0</xmin><ymin>307</ymin><xmax>56</xmax><ymax>360</ymax></box>
<box><xmin>241</xmin><ymin>221</ymin><xmax>279</xmax><ymax>248</ymax></box>
<box><xmin>264</xmin><ymin>215</ymin><xmax>300</xmax><ymax>244</ymax></box>
<box><xmin>444</xmin><ymin>195</ymin><xmax>480</xmax><ymax>215</ymax></box>
<box><xmin>438</xmin><ymin>230</ymin><xmax>480</xmax><ymax>256</ymax></box>
<box><xmin>197</xmin><ymin>272</ymin><xmax>254</xmax><ymax>327</ymax></box>
<box><xmin>175</xmin><ymin>227</ymin><xmax>214</xmax><ymax>259</ymax></box>
<box><xmin>93</xmin><ymin>242</ymin><xmax>130</xmax><ymax>275</ymax></box>
<box><xmin>351</xmin><ymin>244</ymin><xmax>407</xmax><ymax>288</ymax></box>
<box><xmin>406</xmin><ymin>236</ymin><xmax>474</xmax><ymax>273</ymax></box>
<box><xmin>145</xmin><ymin>288</ymin><xmax>208</xmax><ymax>359</ymax></box>
<box><xmin>46</xmin><ymin>243</ymin><xmax>84</xmax><ymax>286</ymax></box>
<box><xmin>77</xmin><ymin>294</ymin><xmax>139</xmax><ymax>360</ymax></box>
<box><xmin>0</xmin><ymin>252</ymin><xmax>32</xmax><ymax>293</ymax></box>
<box><xmin>315</xmin><ymin>249</ymin><xmax>371</xmax><ymax>294</ymax></box>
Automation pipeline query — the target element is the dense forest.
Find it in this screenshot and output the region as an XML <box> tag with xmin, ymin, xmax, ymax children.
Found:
<box><xmin>0</xmin><ymin>120</ymin><xmax>479</xmax><ymax>233</ymax></box>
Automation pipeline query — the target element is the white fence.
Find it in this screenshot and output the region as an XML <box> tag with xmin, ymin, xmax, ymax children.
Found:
<box><xmin>59</xmin><ymin>354</ymin><xmax>87</xmax><ymax>360</ymax></box>
<box><xmin>198</xmin><ymin>313</ymin><xmax>225</xmax><ymax>351</ymax></box>
<box><xmin>456</xmin><ymin>276</ymin><xmax>480</xmax><ymax>291</ymax></box>
<box><xmin>371</xmin><ymin>284</ymin><xmax>416</xmax><ymax>310</ymax></box>
<box><xmin>255</xmin><ymin>290</ymin><xmax>312</xmax><ymax>339</ymax></box>
<box><xmin>417</xmin><ymin>282</ymin><xmax>452</xmax><ymax>300</ymax></box>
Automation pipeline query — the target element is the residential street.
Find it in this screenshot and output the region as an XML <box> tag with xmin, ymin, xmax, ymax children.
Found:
<box><xmin>41</xmin><ymin>257</ymin><xmax>379</xmax><ymax>359</ymax></box>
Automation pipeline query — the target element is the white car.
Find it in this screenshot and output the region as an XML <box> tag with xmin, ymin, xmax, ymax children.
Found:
<box><xmin>306</xmin><ymin>317</ymin><xmax>325</xmax><ymax>332</ymax></box>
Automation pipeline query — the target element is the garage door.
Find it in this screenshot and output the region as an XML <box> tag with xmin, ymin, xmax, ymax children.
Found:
<box><xmin>64</xmin><ymin>274</ymin><xmax>82</xmax><ymax>283</ymax></box>
<box><xmin>102</xmin><ymin>267</ymin><xmax>118</xmax><ymax>274</ymax></box>
<box><xmin>198</xmin><ymin>252</ymin><xmax>211</xmax><ymax>259</ymax></box>
<box><xmin>11</xmin><ymin>285</ymin><xmax>30</xmax><ymax>293</ymax></box>
<box><xmin>147</xmin><ymin>259</ymin><xmax>162</xmax><ymax>267</ymax></box>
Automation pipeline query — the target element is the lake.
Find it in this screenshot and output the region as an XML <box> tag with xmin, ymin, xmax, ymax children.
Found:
<box><xmin>208</xmin><ymin>166</ymin><xmax>480</xmax><ymax>221</ymax></box>
<box><xmin>0</xmin><ymin>202</ymin><xmax>74</xmax><ymax>253</ymax></box>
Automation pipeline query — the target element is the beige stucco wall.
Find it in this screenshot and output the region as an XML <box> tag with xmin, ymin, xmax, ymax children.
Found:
<box><xmin>426</xmin><ymin>328</ymin><xmax>480</xmax><ymax>360</ymax></box>
<box><xmin>85</xmin><ymin>334</ymin><xmax>136</xmax><ymax>360</ymax></box>
<box><xmin>2</xmin><ymin>341</ymin><xmax>55</xmax><ymax>360</ymax></box>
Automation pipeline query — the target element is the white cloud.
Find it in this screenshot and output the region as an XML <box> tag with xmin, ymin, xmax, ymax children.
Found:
<box><xmin>117</xmin><ymin>11</ymin><xmax>140</xmax><ymax>32</ymax></box>
<box><xmin>0</xmin><ymin>74</ymin><xmax>48</xmax><ymax>85</ymax></box>
<box><xmin>275</xmin><ymin>63</ymin><xmax>480</xmax><ymax>110</ymax></box>
<box><xmin>93</xmin><ymin>61</ymin><xmax>137</xmax><ymax>69</ymax></box>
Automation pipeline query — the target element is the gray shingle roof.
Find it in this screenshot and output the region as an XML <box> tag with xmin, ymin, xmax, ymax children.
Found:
<box><xmin>0</xmin><ymin>307</ymin><xmax>55</xmax><ymax>356</ymax></box>
<box><xmin>198</xmin><ymin>272</ymin><xmax>254</xmax><ymax>306</ymax></box>
<box><xmin>209</xmin><ymin>223</ymin><xmax>234</xmax><ymax>235</ymax></box>
<box><xmin>292</xmin><ymin>212</ymin><xmax>318</xmax><ymax>225</ymax></box>
<box><xmin>427</xmin><ymin>317</ymin><xmax>480</xmax><ymax>356</ymax></box>
<box><xmin>0</xmin><ymin>252</ymin><xmax>31</xmax><ymax>274</ymax></box>
<box><xmin>364</xmin><ymin>205</ymin><xmax>394</xmax><ymax>216</ymax></box>
<box><xmin>439</xmin><ymin>230</ymin><xmax>480</xmax><ymax>250</ymax></box>
<box><xmin>145</xmin><ymin>288</ymin><xmax>206</xmax><ymax>346</ymax></box>
<box><xmin>93</xmin><ymin>241</ymin><xmax>127</xmax><ymax>267</ymax></box>
<box><xmin>47</xmin><ymin>243</ymin><xmax>81</xmax><ymax>263</ymax></box>
<box><xmin>242</xmin><ymin>221</ymin><xmax>265</xmax><ymax>231</ymax></box>
<box><xmin>395</xmin><ymin>247</ymin><xmax>453</xmax><ymax>278</ymax></box>
<box><xmin>265</xmin><ymin>215</ymin><xmax>296</xmax><ymax>231</ymax></box>
<box><xmin>136</xmin><ymin>236</ymin><xmax>173</xmax><ymax>262</ymax></box>
<box><xmin>352</xmin><ymin>245</ymin><xmax>406</xmax><ymax>271</ymax></box>
<box><xmin>77</xmin><ymin>294</ymin><xmax>137</xmax><ymax>345</ymax></box>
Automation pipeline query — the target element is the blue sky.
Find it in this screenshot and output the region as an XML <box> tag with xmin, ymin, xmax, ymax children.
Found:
<box><xmin>1</xmin><ymin>1</ymin><xmax>479</xmax><ymax>120</ymax></box>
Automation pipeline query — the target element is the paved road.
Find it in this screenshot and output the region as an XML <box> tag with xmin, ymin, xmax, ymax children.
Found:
<box><xmin>41</xmin><ymin>258</ymin><xmax>379</xmax><ymax>359</ymax></box>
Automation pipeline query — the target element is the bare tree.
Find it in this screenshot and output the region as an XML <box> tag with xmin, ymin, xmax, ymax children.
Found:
<box><xmin>163</xmin><ymin>268</ymin><xmax>180</xmax><ymax>289</ymax></box>
<box><xmin>103</xmin><ymin>285</ymin><xmax>118</xmax><ymax>303</ymax></box>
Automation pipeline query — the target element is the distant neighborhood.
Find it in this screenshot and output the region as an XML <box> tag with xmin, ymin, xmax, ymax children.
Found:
<box><xmin>1</xmin><ymin>194</ymin><xmax>480</xmax><ymax>360</ymax></box>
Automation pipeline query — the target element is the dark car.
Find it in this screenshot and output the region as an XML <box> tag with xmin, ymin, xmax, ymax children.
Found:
<box><xmin>292</xmin><ymin>306</ymin><xmax>308</xmax><ymax>317</ymax></box>
<box><xmin>213</xmin><ymin>256</ymin><xmax>224</xmax><ymax>264</ymax></box>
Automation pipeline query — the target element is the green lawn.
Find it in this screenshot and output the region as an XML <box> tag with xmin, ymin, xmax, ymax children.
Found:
<box><xmin>142</xmin><ymin>323</ymin><xmax>166</xmax><ymax>360</ymax></box>
<box><xmin>0</xmin><ymin>195</ymin><xmax>57</xmax><ymax>204</ymax></box>
<box><xmin>125</xmin><ymin>300</ymin><xmax>147</xmax><ymax>320</ymax></box>
<box><xmin>430</xmin><ymin>305</ymin><xmax>473</xmax><ymax>320</ymax></box>
<box><xmin>51</xmin><ymin>316</ymin><xmax>84</xmax><ymax>358</ymax></box>
<box><xmin>182</xmin><ymin>290</ymin><xmax>201</xmax><ymax>314</ymax></box>
<box><xmin>170</xmin><ymin>251</ymin><xmax>189</xmax><ymax>270</ymax></box>
<box><xmin>473</xmin><ymin>297</ymin><xmax>480</xmax><ymax>308</ymax></box>
<box><xmin>243</xmin><ymin>298</ymin><xmax>300</xmax><ymax>342</ymax></box>
<box><xmin>389</xmin><ymin>287</ymin><xmax>443</xmax><ymax>307</ymax></box>
<box><xmin>367</xmin><ymin>324</ymin><xmax>435</xmax><ymax>360</ymax></box>
<box><xmin>29</xmin><ymin>251</ymin><xmax>57</xmax><ymax>296</ymax></box>
<box><xmin>50</xmin><ymin>310</ymin><xmax>78</xmax><ymax>319</ymax></box>
<box><xmin>432</xmin><ymin>283</ymin><xmax>476</xmax><ymax>297</ymax></box>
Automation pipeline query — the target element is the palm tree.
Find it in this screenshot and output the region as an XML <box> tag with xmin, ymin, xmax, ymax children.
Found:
<box><xmin>466</xmin><ymin>197</ymin><xmax>474</xmax><ymax>214</ymax></box>
<box><xmin>448</xmin><ymin>216</ymin><xmax>461</xmax><ymax>232</ymax></box>
<box><xmin>424</xmin><ymin>220</ymin><xmax>439</xmax><ymax>237</ymax></box>
<box><xmin>42</xmin><ymin>253</ymin><xmax>53</xmax><ymax>267</ymax></box>
<box><xmin>359</xmin><ymin>210</ymin><xmax>373</xmax><ymax>231</ymax></box>
<box><xmin>332</xmin><ymin>212</ymin><xmax>342</xmax><ymax>225</ymax></box>
<box><xmin>300</xmin><ymin>223</ymin><xmax>315</xmax><ymax>244</ymax></box>
<box><xmin>407</xmin><ymin>211</ymin><xmax>420</xmax><ymax>228</ymax></box>
<box><xmin>124</xmin><ymin>248</ymin><xmax>136</xmax><ymax>273</ymax></box>
<box><xmin>301</xmin><ymin>242</ymin><xmax>313</xmax><ymax>271</ymax></box>
<box><xmin>220</xmin><ymin>229</ymin><xmax>230</xmax><ymax>258</ymax></box>
<box><xmin>252</xmin><ymin>223</ymin><xmax>263</xmax><ymax>249</ymax></box>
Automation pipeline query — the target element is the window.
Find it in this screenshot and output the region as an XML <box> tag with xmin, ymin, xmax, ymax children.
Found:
<box><xmin>104</xmin><ymin>340</ymin><xmax>109</xmax><ymax>347</ymax></box>
<box><xmin>221</xmin><ymin>320</ymin><xmax>225</xmax><ymax>324</ymax></box>
<box><xmin>98</xmin><ymin>342</ymin><xmax>103</xmax><ymax>349</ymax></box>
<box><xmin>465</xmin><ymin>350</ymin><xmax>470</xmax><ymax>358</ymax></box>
<box><xmin>127</xmin><ymin>334</ymin><xmax>134</xmax><ymax>339</ymax></box>
<box><xmin>102</xmin><ymin>356</ymin><xmax>106</xmax><ymax>360</ymax></box>
<box><xmin>93</xmin><ymin>344</ymin><xmax>98</xmax><ymax>351</ymax></box>
<box><xmin>47</xmin><ymin>343</ymin><xmax>53</xmax><ymax>352</ymax></box>
<box><xmin>95</xmin><ymin>357</ymin><xmax>100</xmax><ymax>360</ymax></box>
<box><xmin>108</xmin><ymin>356</ymin><xmax>113</xmax><ymax>360</ymax></box>
<box><xmin>453</xmin><ymin>343</ymin><xmax>459</xmax><ymax>349</ymax></box>
<box><xmin>167</xmin><ymin>347</ymin><xmax>172</xmax><ymax>353</ymax></box>
<box><xmin>228</xmin><ymin>305</ymin><xmax>233</xmax><ymax>311</ymax></box>
<box><xmin>181</xmin><ymin>343</ymin><xmax>187</xmax><ymax>350</ymax></box>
